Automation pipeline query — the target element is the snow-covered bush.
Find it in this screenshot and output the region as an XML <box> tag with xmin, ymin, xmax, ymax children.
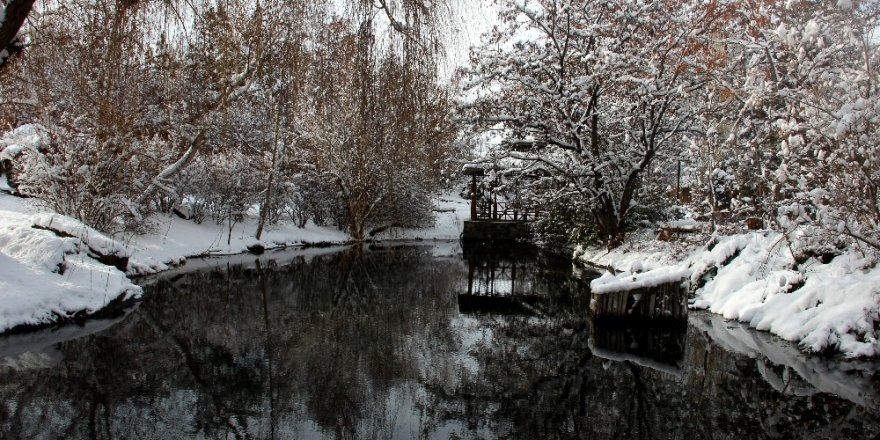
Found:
<box><xmin>11</xmin><ymin>127</ymin><xmax>166</xmax><ymax>233</ymax></box>
<box><xmin>177</xmin><ymin>152</ymin><xmax>260</xmax><ymax>234</ymax></box>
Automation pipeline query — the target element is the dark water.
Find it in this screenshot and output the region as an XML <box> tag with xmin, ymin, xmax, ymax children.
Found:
<box><xmin>1</xmin><ymin>242</ymin><xmax>879</xmax><ymax>439</ymax></box>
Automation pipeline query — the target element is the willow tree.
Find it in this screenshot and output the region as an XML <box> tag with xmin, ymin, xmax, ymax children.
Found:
<box><xmin>299</xmin><ymin>10</ymin><xmax>457</xmax><ymax>241</ymax></box>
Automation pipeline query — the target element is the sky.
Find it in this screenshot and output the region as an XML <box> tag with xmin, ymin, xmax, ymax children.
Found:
<box><xmin>438</xmin><ymin>0</ymin><xmax>499</xmax><ymax>81</ymax></box>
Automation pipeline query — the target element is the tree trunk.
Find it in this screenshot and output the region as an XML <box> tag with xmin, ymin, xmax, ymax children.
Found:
<box><xmin>0</xmin><ymin>0</ymin><xmax>38</xmax><ymax>73</ymax></box>
<box><xmin>256</xmin><ymin>106</ymin><xmax>283</xmax><ymax>240</ymax></box>
<box><xmin>594</xmin><ymin>205</ymin><xmax>626</xmax><ymax>250</ymax></box>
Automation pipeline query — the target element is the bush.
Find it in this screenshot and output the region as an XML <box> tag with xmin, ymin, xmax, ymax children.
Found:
<box><xmin>14</xmin><ymin>128</ymin><xmax>161</xmax><ymax>234</ymax></box>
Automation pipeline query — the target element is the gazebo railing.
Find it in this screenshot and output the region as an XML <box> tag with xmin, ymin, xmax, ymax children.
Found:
<box><xmin>473</xmin><ymin>200</ymin><xmax>541</xmax><ymax>222</ymax></box>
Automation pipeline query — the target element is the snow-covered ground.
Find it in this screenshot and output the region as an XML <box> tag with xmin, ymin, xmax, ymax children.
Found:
<box><xmin>577</xmin><ymin>227</ymin><xmax>880</xmax><ymax>358</ymax></box>
<box><xmin>0</xmin><ymin>196</ymin><xmax>140</xmax><ymax>332</ymax></box>
<box><xmin>0</xmin><ymin>192</ymin><xmax>471</xmax><ymax>334</ymax></box>
<box><xmin>687</xmin><ymin>232</ymin><xmax>880</xmax><ymax>358</ymax></box>
<box><xmin>575</xmin><ymin>227</ymin><xmax>704</xmax><ymax>272</ymax></box>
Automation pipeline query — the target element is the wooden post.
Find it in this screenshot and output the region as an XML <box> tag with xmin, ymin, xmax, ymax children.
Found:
<box><xmin>470</xmin><ymin>174</ymin><xmax>478</xmax><ymax>221</ymax></box>
<box><xmin>511</xmin><ymin>263</ymin><xmax>517</xmax><ymax>295</ymax></box>
<box><xmin>467</xmin><ymin>261</ymin><xmax>475</xmax><ymax>295</ymax></box>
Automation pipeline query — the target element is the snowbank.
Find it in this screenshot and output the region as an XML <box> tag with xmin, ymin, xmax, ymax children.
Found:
<box><xmin>32</xmin><ymin>213</ymin><xmax>130</xmax><ymax>260</ymax></box>
<box><xmin>125</xmin><ymin>212</ymin><xmax>350</xmax><ymax>276</ymax></box>
<box><xmin>0</xmin><ymin>191</ymin><xmax>472</xmax><ymax>334</ymax></box>
<box><xmin>0</xmin><ymin>198</ymin><xmax>141</xmax><ymax>332</ymax></box>
<box><xmin>578</xmin><ymin>226</ymin><xmax>880</xmax><ymax>358</ymax></box>
<box><xmin>686</xmin><ymin>232</ymin><xmax>880</xmax><ymax>358</ymax></box>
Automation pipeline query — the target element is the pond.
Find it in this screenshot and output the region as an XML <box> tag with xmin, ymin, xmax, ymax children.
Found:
<box><xmin>1</xmin><ymin>242</ymin><xmax>879</xmax><ymax>439</ymax></box>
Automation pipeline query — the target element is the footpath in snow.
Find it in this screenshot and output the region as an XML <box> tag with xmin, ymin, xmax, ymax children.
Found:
<box><xmin>0</xmin><ymin>193</ymin><xmax>470</xmax><ymax>334</ymax></box>
<box><xmin>578</xmin><ymin>228</ymin><xmax>880</xmax><ymax>358</ymax></box>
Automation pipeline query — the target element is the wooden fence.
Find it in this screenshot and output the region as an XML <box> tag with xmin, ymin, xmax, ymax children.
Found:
<box><xmin>590</xmin><ymin>281</ymin><xmax>688</xmax><ymax>321</ymax></box>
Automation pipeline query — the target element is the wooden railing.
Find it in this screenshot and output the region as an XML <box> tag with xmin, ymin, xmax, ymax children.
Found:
<box><xmin>472</xmin><ymin>200</ymin><xmax>541</xmax><ymax>222</ymax></box>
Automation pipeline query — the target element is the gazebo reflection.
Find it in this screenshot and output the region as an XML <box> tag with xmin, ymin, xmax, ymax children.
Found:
<box><xmin>458</xmin><ymin>243</ymin><xmax>549</xmax><ymax>315</ymax></box>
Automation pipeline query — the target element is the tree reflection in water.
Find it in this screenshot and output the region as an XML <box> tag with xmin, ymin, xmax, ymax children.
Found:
<box><xmin>0</xmin><ymin>242</ymin><xmax>878</xmax><ymax>439</ymax></box>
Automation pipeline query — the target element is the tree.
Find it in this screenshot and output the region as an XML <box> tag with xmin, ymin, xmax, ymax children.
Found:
<box><xmin>460</xmin><ymin>0</ymin><xmax>715</xmax><ymax>249</ymax></box>
<box><xmin>765</xmin><ymin>0</ymin><xmax>880</xmax><ymax>251</ymax></box>
<box><xmin>2</xmin><ymin>0</ymin><xmax>303</xmax><ymax>230</ymax></box>
<box><xmin>301</xmin><ymin>18</ymin><xmax>457</xmax><ymax>240</ymax></box>
<box><xmin>694</xmin><ymin>0</ymin><xmax>880</xmax><ymax>252</ymax></box>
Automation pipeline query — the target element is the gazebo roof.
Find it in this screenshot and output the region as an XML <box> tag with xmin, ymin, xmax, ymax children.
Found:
<box><xmin>462</xmin><ymin>163</ymin><xmax>486</xmax><ymax>176</ymax></box>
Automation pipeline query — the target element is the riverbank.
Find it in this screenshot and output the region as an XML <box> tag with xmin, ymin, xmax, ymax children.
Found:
<box><xmin>0</xmin><ymin>192</ymin><xmax>470</xmax><ymax>334</ymax></box>
<box><xmin>577</xmin><ymin>227</ymin><xmax>880</xmax><ymax>358</ymax></box>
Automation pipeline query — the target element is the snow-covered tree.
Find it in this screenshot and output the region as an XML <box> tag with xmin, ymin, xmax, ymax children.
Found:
<box><xmin>460</xmin><ymin>0</ymin><xmax>715</xmax><ymax>248</ymax></box>
<box><xmin>768</xmin><ymin>1</ymin><xmax>880</xmax><ymax>251</ymax></box>
<box><xmin>696</xmin><ymin>0</ymin><xmax>880</xmax><ymax>252</ymax></box>
<box><xmin>1</xmin><ymin>0</ymin><xmax>459</xmax><ymax>235</ymax></box>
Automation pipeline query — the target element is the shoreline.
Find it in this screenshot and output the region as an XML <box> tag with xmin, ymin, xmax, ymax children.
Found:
<box><xmin>577</xmin><ymin>228</ymin><xmax>880</xmax><ymax>359</ymax></box>
<box><xmin>0</xmin><ymin>192</ymin><xmax>470</xmax><ymax>336</ymax></box>
<box><xmin>3</xmin><ymin>191</ymin><xmax>878</xmax><ymax>359</ymax></box>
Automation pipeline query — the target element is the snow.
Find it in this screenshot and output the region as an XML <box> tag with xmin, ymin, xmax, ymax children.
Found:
<box><xmin>125</xmin><ymin>212</ymin><xmax>350</xmax><ymax>275</ymax></box>
<box><xmin>0</xmin><ymin>197</ymin><xmax>141</xmax><ymax>332</ymax></box>
<box><xmin>590</xmin><ymin>266</ymin><xmax>690</xmax><ymax>295</ymax></box>
<box><xmin>32</xmin><ymin>213</ymin><xmax>130</xmax><ymax>259</ymax></box>
<box><xmin>685</xmin><ymin>232</ymin><xmax>880</xmax><ymax>358</ymax></box>
<box><xmin>692</xmin><ymin>233</ymin><xmax>880</xmax><ymax>357</ymax></box>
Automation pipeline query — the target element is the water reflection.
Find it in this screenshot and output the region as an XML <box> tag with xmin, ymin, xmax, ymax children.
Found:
<box><xmin>458</xmin><ymin>243</ymin><xmax>585</xmax><ymax>317</ymax></box>
<box><xmin>0</xmin><ymin>242</ymin><xmax>878</xmax><ymax>439</ymax></box>
<box><xmin>589</xmin><ymin>321</ymin><xmax>687</xmax><ymax>375</ymax></box>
